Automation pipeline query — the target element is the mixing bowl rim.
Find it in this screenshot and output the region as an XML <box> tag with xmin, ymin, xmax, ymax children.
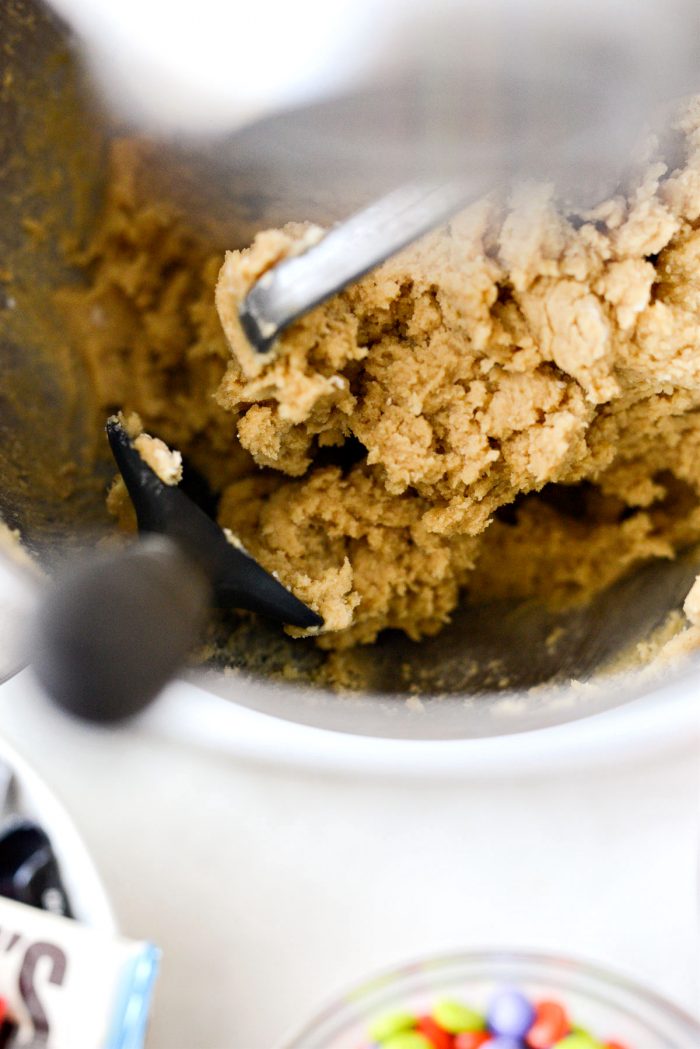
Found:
<box><xmin>137</xmin><ymin>667</ymin><xmax>700</xmax><ymax>779</ymax></box>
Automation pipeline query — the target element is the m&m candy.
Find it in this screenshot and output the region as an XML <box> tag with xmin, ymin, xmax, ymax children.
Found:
<box><xmin>487</xmin><ymin>989</ymin><xmax>536</xmax><ymax>1039</ymax></box>
<box><xmin>365</xmin><ymin>985</ymin><xmax>631</xmax><ymax>1049</ymax></box>
<box><xmin>417</xmin><ymin>1014</ymin><xmax>454</xmax><ymax>1049</ymax></box>
<box><xmin>526</xmin><ymin>1002</ymin><xmax>570</xmax><ymax>1048</ymax></box>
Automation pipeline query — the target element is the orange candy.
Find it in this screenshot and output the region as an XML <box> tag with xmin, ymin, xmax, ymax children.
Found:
<box><xmin>417</xmin><ymin>1015</ymin><xmax>455</xmax><ymax>1049</ymax></box>
<box><xmin>526</xmin><ymin>1000</ymin><xmax>570</xmax><ymax>1048</ymax></box>
<box><xmin>453</xmin><ymin>1033</ymin><xmax>491</xmax><ymax>1049</ymax></box>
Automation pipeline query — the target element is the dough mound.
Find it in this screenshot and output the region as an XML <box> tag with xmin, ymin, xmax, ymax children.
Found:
<box><xmin>69</xmin><ymin>100</ymin><xmax>700</xmax><ymax>650</ymax></box>
<box><xmin>213</xmin><ymin>98</ymin><xmax>700</xmax><ymax>646</ymax></box>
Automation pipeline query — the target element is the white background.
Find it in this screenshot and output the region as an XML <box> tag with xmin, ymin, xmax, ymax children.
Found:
<box><xmin>0</xmin><ymin>671</ymin><xmax>696</xmax><ymax>1049</ymax></box>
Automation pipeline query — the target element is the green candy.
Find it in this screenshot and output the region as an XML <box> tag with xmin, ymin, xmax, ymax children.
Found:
<box><xmin>367</xmin><ymin>1010</ymin><xmax>417</xmax><ymax>1042</ymax></box>
<box><xmin>432</xmin><ymin>998</ymin><xmax>485</xmax><ymax>1033</ymax></box>
<box><xmin>553</xmin><ymin>1034</ymin><xmax>603</xmax><ymax>1049</ymax></box>
<box><xmin>381</xmin><ymin>1034</ymin><xmax>433</xmax><ymax>1049</ymax></box>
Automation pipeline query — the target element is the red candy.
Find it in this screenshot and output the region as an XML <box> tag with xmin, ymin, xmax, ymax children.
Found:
<box><xmin>417</xmin><ymin>1015</ymin><xmax>455</xmax><ymax>1049</ymax></box>
<box><xmin>526</xmin><ymin>1000</ymin><xmax>570</xmax><ymax>1048</ymax></box>
<box><xmin>454</xmin><ymin>1033</ymin><xmax>491</xmax><ymax>1049</ymax></box>
<box><xmin>365</xmin><ymin>988</ymin><xmax>635</xmax><ymax>1049</ymax></box>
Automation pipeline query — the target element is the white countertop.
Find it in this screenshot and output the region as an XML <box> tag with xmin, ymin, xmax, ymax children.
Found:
<box><xmin>0</xmin><ymin>669</ymin><xmax>697</xmax><ymax>1049</ymax></box>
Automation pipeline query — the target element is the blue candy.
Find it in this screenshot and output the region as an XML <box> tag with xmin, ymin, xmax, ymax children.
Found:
<box><xmin>486</xmin><ymin>1039</ymin><xmax>523</xmax><ymax>1049</ymax></box>
<box><xmin>487</xmin><ymin>988</ymin><xmax>536</xmax><ymax>1038</ymax></box>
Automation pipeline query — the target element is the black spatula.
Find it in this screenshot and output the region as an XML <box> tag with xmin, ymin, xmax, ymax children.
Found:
<box><xmin>106</xmin><ymin>417</ymin><xmax>321</xmax><ymax>627</ymax></box>
<box><xmin>30</xmin><ymin>419</ymin><xmax>321</xmax><ymax>723</ymax></box>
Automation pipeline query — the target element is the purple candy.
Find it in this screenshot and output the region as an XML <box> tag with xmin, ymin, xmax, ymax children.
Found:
<box><xmin>487</xmin><ymin>1039</ymin><xmax>523</xmax><ymax>1049</ymax></box>
<box><xmin>487</xmin><ymin>987</ymin><xmax>536</xmax><ymax>1038</ymax></box>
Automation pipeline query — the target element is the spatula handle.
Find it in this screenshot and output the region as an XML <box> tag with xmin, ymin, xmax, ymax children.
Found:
<box><xmin>30</xmin><ymin>536</ymin><xmax>210</xmax><ymax>723</ymax></box>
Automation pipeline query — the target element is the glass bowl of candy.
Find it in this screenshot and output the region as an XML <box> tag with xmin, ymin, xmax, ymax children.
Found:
<box><xmin>281</xmin><ymin>951</ymin><xmax>700</xmax><ymax>1049</ymax></box>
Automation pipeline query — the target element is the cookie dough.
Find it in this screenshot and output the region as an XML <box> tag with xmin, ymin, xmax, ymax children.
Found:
<box><xmin>66</xmin><ymin>98</ymin><xmax>700</xmax><ymax>650</ymax></box>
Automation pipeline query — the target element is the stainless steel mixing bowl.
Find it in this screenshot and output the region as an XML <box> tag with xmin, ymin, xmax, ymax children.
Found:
<box><xmin>2</xmin><ymin>0</ymin><xmax>700</xmax><ymax>739</ymax></box>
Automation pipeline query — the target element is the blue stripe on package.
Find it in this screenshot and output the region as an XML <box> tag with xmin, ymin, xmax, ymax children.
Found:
<box><xmin>106</xmin><ymin>942</ymin><xmax>161</xmax><ymax>1049</ymax></box>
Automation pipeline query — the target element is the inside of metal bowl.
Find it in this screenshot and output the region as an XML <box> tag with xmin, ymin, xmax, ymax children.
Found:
<box><xmin>2</xmin><ymin>0</ymin><xmax>700</xmax><ymax>738</ymax></box>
